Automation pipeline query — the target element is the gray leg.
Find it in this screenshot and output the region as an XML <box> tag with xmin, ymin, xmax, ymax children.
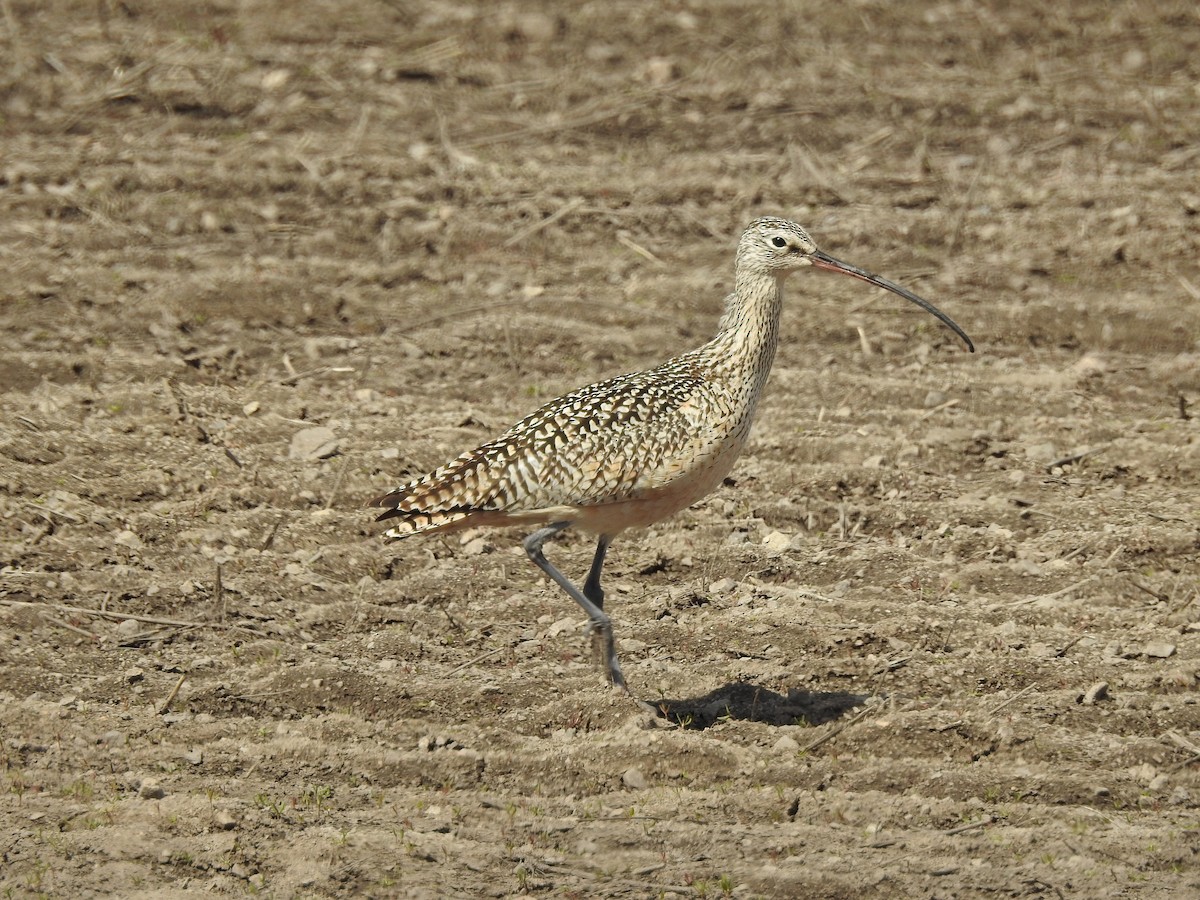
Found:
<box><xmin>523</xmin><ymin>524</ymin><xmax>626</xmax><ymax>691</ymax></box>
<box><xmin>583</xmin><ymin>534</ymin><xmax>613</xmax><ymax>609</ymax></box>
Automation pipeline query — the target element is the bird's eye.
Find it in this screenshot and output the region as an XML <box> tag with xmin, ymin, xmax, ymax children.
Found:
<box><xmin>770</xmin><ymin>236</ymin><xmax>787</xmax><ymax>249</ymax></box>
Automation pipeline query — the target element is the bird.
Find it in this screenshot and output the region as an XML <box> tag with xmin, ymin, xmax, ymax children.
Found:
<box><xmin>371</xmin><ymin>217</ymin><xmax>973</xmax><ymax>696</ymax></box>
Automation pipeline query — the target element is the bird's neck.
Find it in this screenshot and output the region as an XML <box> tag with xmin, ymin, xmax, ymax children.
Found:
<box><xmin>708</xmin><ymin>269</ymin><xmax>784</xmax><ymax>380</ymax></box>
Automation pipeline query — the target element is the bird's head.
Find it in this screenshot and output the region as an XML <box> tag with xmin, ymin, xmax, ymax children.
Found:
<box><xmin>738</xmin><ymin>216</ymin><xmax>975</xmax><ymax>352</ymax></box>
<box><xmin>739</xmin><ymin>217</ymin><xmax>819</xmax><ymax>275</ymax></box>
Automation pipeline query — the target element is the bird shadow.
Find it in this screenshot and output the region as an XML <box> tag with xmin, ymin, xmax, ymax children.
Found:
<box><xmin>650</xmin><ymin>681</ymin><xmax>870</xmax><ymax>730</ymax></box>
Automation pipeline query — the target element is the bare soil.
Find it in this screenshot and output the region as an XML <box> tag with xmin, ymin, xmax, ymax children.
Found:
<box><xmin>2</xmin><ymin>1</ymin><xmax>1199</xmax><ymax>897</ymax></box>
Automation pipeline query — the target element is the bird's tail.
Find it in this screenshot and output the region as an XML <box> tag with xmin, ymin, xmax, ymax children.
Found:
<box><xmin>368</xmin><ymin>482</ymin><xmax>475</xmax><ymax>538</ymax></box>
<box><xmin>369</xmin><ymin>451</ymin><xmax>497</xmax><ymax>538</ymax></box>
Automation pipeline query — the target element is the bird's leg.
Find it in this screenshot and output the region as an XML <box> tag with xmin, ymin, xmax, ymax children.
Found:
<box><xmin>523</xmin><ymin>524</ymin><xmax>626</xmax><ymax>691</ymax></box>
<box><xmin>582</xmin><ymin>534</ymin><xmax>612</xmax><ymax>610</ymax></box>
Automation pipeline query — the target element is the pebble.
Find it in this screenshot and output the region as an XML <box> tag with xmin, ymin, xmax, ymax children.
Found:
<box><xmin>622</xmin><ymin>768</ymin><xmax>648</xmax><ymax>790</ymax></box>
<box><xmin>214</xmin><ymin>810</ymin><xmax>237</xmax><ymax>831</ymax></box>
<box><xmin>116</xmin><ymin>619</ymin><xmax>141</xmax><ymax>640</ymax></box>
<box><xmin>114</xmin><ymin>529</ymin><xmax>143</xmax><ymax>550</ymax></box>
<box><xmin>545</xmin><ymin>617</ymin><xmax>578</xmax><ymax>638</ymax></box>
<box><xmin>761</xmin><ymin>531</ymin><xmax>791</xmax><ymax>554</ymax></box>
<box><xmin>288</xmin><ymin>426</ymin><xmax>339</xmax><ymax>460</ymax></box>
<box><xmin>461</xmin><ymin>537</ymin><xmax>488</xmax><ymax>556</ymax></box>
<box><xmin>1081</xmin><ymin>681</ymin><xmax>1109</xmax><ymax>705</ymax></box>
<box><xmin>1142</xmin><ymin>641</ymin><xmax>1176</xmax><ymax>659</ymax></box>
<box><xmin>772</xmin><ymin>735</ymin><xmax>800</xmax><ymax>754</ymax></box>
<box><xmin>1129</xmin><ymin>762</ymin><xmax>1157</xmax><ymax>785</ymax></box>
<box><xmin>138</xmin><ymin>778</ymin><xmax>165</xmax><ymax>800</ymax></box>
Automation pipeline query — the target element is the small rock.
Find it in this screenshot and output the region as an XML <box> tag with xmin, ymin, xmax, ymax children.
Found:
<box><xmin>261</xmin><ymin>68</ymin><xmax>291</xmax><ymax>91</ymax></box>
<box><xmin>546</xmin><ymin>617</ymin><xmax>578</xmax><ymax>638</ymax></box>
<box><xmin>709</xmin><ymin>577</ymin><xmax>737</xmax><ymax>595</ymax></box>
<box><xmin>1081</xmin><ymin>682</ymin><xmax>1109</xmax><ymax>705</ymax></box>
<box><xmin>138</xmin><ymin>778</ymin><xmax>165</xmax><ymax>800</ymax></box>
<box><xmin>288</xmin><ymin>426</ymin><xmax>339</xmax><ymax>460</ymax></box>
<box><xmin>861</xmin><ymin>454</ymin><xmax>886</xmax><ymax>469</ymax></box>
<box><xmin>1129</xmin><ymin>763</ymin><xmax>1157</xmax><ymax>785</ymax></box>
<box><xmin>461</xmin><ymin>537</ymin><xmax>488</xmax><ymax>556</ymax></box>
<box><xmin>762</xmin><ymin>531</ymin><xmax>791</xmax><ymax>554</ymax></box>
<box><xmin>214</xmin><ymin>810</ymin><xmax>237</xmax><ymax>831</ymax></box>
<box><xmin>125</xmin><ymin>667</ymin><xmax>145</xmax><ymax>684</ymax></box>
<box><xmin>116</xmin><ymin>618</ymin><xmax>141</xmax><ymax>640</ymax></box>
<box><xmin>622</xmin><ymin>768</ymin><xmax>648</xmax><ymax>790</ymax></box>
<box><xmin>923</xmin><ymin>390</ymin><xmax>947</xmax><ymax>408</ymax></box>
<box><xmin>772</xmin><ymin>735</ymin><xmax>800</xmax><ymax>754</ymax></box>
<box><xmin>1142</xmin><ymin>641</ymin><xmax>1176</xmax><ymax>659</ymax></box>
<box><xmin>641</xmin><ymin>57</ymin><xmax>677</xmax><ymax>87</ymax></box>
<box><xmin>114</xmin><ymin>529</ymin><xmax>143</xmax><ymax>550</ymax></box>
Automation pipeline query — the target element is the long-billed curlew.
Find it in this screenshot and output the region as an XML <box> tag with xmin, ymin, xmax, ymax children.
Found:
<box><xmin>371</xmin><ymin>217</ymin><xmax>973</xmax><ymax>695</ymax></box>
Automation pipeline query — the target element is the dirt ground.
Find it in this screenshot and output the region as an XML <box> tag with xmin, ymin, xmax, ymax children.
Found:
<box><xmin>2</xmin><ymin>1</ymin><xmax>1199</xmax><ymax>897</ymax></box>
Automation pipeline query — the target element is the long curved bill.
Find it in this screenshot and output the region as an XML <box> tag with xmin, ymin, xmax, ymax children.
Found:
<box><xmin>810</xmin><ymin>250</ymin><xmax>975</xmax><ymax>353</ymax></box>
